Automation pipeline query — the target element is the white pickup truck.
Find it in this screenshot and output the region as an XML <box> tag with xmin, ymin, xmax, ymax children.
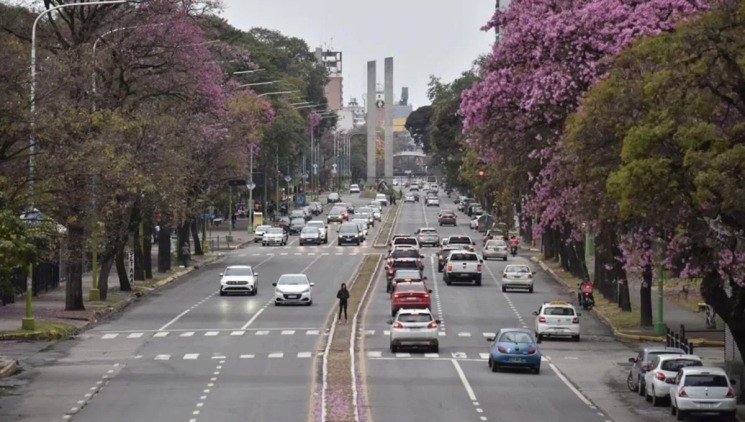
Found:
<box><xmin>443</xmin><ymin>251</ymin><xmax>483</xmax><ymax>286</ymax></box>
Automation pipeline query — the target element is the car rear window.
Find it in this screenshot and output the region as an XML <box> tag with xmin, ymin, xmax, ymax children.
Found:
<box><xmin>393</xmin><ymin>261</ymin><xmax>419</xmax><ymax>269</ymax></box>
<box><xmin>499</xmin><ymin>332</ymin><xmax>533</xmax><ymax>344</ymax></box>
<box><xmin>420</xmin><ymin>229</ymin><xmax>437</xmax><ymax>235</ymax></box>
<box><xmin>398</xmin><ymin>313</ymin><xmax>433</xmax><ymax>323</ymax></box>
<box><xmin>394</xmin><ymin>270</ymin><xmax>421</xmax><ymax>279</ymax></box>
<box><xmin>684</xmin><ymin>374</ymin><xmax>729</xmax><ymax>387</ymax></box>
<box><xmin>450</xmin><ymin>253</ymin><xmax>477</xmax><ymax>261</ymax></box>
<box><xmin>661</xmin><ymin>359</ymin><xmax>702</xmax><ymax>371</ymax></box>
<box><xmin>395</xmin><ymin>282</ymin><xmax>426</xmax><ymax>292</ymax></box>
<box><xmin>267</xmin><ymin>228</ymin><xmax>283</xmax><ymax>234</ymax></box>
<box><xmin>544</xmin><ymin>307</ymin><xmax>575</xmax><ymax>316</ymax></box>
<box><xmin>393</xmin><ymin>250</ymin><xmax>419</xmax><ymax>259</ymax></box>
<box><xmin>449</xmin><ymin>236</ymin><xmax>471</xmax><ymax>244</ymax></box>
<box><xmin>506</xmin><ymin>266</ymin><xmax>530</xmax><ymax>273</ymax></box>
<box><xmin>394</xmin><ymin>238</ymin><xmax>417</xmax><ymax>246</ymax></box>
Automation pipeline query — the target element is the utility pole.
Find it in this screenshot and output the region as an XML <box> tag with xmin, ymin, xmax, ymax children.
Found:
<box><xmin>247</xmin><ymin>144</ymin><xmax>256</xmax><ymax>234</ymax></box>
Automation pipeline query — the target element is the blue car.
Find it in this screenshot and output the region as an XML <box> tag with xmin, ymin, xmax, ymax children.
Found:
<box><xmin>487</xmin><ymin>328</ymin><xmax>542</xmax><ymax>374</ymax></box>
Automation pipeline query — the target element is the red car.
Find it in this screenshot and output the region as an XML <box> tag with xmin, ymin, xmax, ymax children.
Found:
<box><xmin>391</xmin><ymin>281</ymin><xmax>431</xmax><ymax>316</ymax></box>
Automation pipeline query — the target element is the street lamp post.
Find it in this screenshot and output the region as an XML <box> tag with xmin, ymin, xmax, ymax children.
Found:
<box><xmin>654</xmin><ymin>238</ymin><xmax>666</xmax><ymax>335</ymax></box>
<box><xmin>26</xmin><ymin>0</ymin><xmax>129</xmax><ymax>330</ymax></box>
<box><xmin>247</xmin><ymin>143</ymin><xmax>256</xmax><ymax>234</ymax></box>
<box><xmin>258</xmin><ymin>90</ymin><xmax>299</xmax><ymax>98</ymax></box>
<box><xmin>284</xmin><ymin>175</ymin><xmax>292</xmax><ymax>206</ymax></box>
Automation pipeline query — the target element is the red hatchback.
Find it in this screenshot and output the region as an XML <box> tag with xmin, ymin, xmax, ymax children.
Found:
<box><xmin>391</xmin><ymin>281</ymin><xmax>432</xmax><ymax>316</ymax></box>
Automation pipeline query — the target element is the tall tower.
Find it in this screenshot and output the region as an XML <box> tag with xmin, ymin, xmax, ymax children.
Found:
<box><xmin>366</xmin><ymin>61</ymin><xmax>377</xmax><ymax>186</ymax></box>
<box><xmin>384</xmin><ymin>57</ymin><xmax>394</xmax><ymax>181</ymax></box>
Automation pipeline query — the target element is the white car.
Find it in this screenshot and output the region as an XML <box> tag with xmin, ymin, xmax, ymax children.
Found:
<box><xmin>533</xmin><ymin>301</ymin><xmax>581</xmax><ymax>342</ymax></box>
<box><xmin>669</xmin><ymin>366</ymin><xmax>737</xmax><ymax>420</ymax></box>
<box><xmin>349</xmin><ymin>184</ymin><xmax>360</xmax><ymax>193</ymax></box>
<box><xmin>389</xmin><ymin>308</ymin><xmax>439</xmax><ymax>353</ymax></box>
<box><xmin>469</xmin><ymin>216</ymin><xmax>479</xmax><ymax>230</ymax></box>
<box><xmin>644</xmin><ymin>354</ymin><xmax>703</xmax><ymax>407</ymax></box>
<box><xmin>368</xmin><ymin>203</ymin><xmax>382</xmax><ymax>221</ymax></box>
<box><xmin>425</xmin><ymin>196</ymin><xmax>439</xmax><ymax>207</ymax></box>
<box><xmin>404</xmin><ymin>194</ymin><xmax>415</xmax><ymax>203</ymax></box>
<box><xmin>219</xmin><ymin>265</ymin><xmax>258</xmax><ymax>296</ymax></box>
<box><xmin>273</xmin><ymin>274</ymin><xmax>314</xmax><ymax>306</ymax></box>
<box><xmin>262</xmin><ymin>227</ymin><xmax>288</xmax><ymax>246</ymax></box>
<box><xmin>502</xmin><ymin>264</ymin><xmax>535</xmax><ymax>292</ymax></box>
<box><xmin>305</xmin><ymin>220</ymin><xmax>329</xmax><ymax>243</ymax></box>
<box><xmin>352</xmin><ymin>219</ymin><xmax>369</xmax><ymax>239</ymax></box>
<box><xmin>375</xmin><ymin>193</ymin><xmax>388</xmax><ymax>206</ymax></box>
<box><xmin>254</xmin><ymin>225</ymin><xmax>272</xmax><ymax>243</ymax></box>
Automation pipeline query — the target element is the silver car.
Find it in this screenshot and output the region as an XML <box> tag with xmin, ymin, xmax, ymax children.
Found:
<box><xmin>254</xmin><ymin>225</ymin><xmax>272</xmax><ymax>243</ymax></box>
<box><xmin>483</xmin><ymin>239</ymin><xmax>508</xmax><ymax>260</ymax></box>
<box><xmin>273</xmin><ymin>274</ymin><xmax>314</xmax><ymax>306</ymax></box>
<box><xmin>501</xmin><ymin>264</ymin><xmax>535</xmax><ymax>293</ymax></box>
<box><xmin>351</xmin><ymin>219</ymin><xmax>369</xmax><ymax>239</ymax></box>
<box><xmin>388</xmin><ymin>308</ymin><xmax>439</xmax><ymax>353</ymax></box>
<box><xmin>299</xmin><ymin>226</ymin><xmax>323</xmax><ymax>245</ymax></box>
<box><xmin>262</xmin><ymin>227</ymin><xmax>288</xmax><ymax>246</ymax></box>
<box><xmin>219</xmin><ymin>265</ymin><xmax>258</xmax><ymax>296</ymax></box>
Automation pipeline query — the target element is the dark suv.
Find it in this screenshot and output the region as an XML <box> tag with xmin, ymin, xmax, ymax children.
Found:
<box><xmin>338</xmin><ymin>222</ymin><xmax>362</xmax><ymax>246</ymax></box>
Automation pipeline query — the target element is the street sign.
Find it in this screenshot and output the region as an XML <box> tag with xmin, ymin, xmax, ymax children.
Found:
<box><xmin>284</xmin><ymin>175</ymin><xmax>292</xmax><ymax>183</ymax></box>
<box><xmin>247</xmin><ymin>181</ymin><xmax>256</xmax><ymax>190</ymax></box>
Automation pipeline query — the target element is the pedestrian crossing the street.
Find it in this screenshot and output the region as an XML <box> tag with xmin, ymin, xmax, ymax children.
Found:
<box><xmin>95</xmin><ymin>329</ymin><xmax>499</xmax><ymax>341</ymax></box>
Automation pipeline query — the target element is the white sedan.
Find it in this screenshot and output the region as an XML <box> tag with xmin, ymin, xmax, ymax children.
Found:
<box><xmin>273</xmin><ymin>274</ymin><xmax>314</xmax><ymax>306</ymax></box>
<box><xmin>349</xmin><ymin>184</ymin><xmax>361</xmax><ymax>193</ymax></box>
<box><xmin>533</xmin><ymin>301</ymin><xmax>581</xmax><ymax>342</ymax></box>
<box><xmin>219</xmin><ymin>265</ymin><xmax>258</xmax><ymax>296</ymax></box>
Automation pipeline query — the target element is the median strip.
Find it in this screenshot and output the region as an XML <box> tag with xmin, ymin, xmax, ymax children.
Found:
<box><xmin>373</xmin><ymin>203</ymin><xmax>402</xmax><ymax>248</ymax></box>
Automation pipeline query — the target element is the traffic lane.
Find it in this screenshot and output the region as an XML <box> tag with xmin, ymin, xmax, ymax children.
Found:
<box><xmin>459</xmin><ymin>359</ymin><xmax>612</xmax><ymax>422</ymax></box>
<box><xmin>71</xmin><ymin>359</ymin><xmax>215</xmax><ymax>422</ymax></box>
<box><xmin>365</xmin><ymin>359</ymin><xmax>483</xmax><ymax>422</ymax></box>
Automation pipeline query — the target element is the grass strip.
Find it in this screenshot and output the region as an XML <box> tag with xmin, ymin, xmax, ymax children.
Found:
<box><xmin>373</xmin><ymin>203</ymin><xmax>401</xmax><ymax>248</ymax></box>
<box><xmin>0</xmin><ymin>320</ymin><xmax>77</xmax><ymax>341</ymax></box>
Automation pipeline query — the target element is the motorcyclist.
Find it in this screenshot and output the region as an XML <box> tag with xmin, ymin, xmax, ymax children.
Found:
<box><xmin>578</xmin><ymin>277</ymin><xmax>594</xmax><ymax>308</ymax></box>
<box><xmin>508</xmin><ymin>236</ymin><xmax>519</xmax><ymax>255</ymax></box>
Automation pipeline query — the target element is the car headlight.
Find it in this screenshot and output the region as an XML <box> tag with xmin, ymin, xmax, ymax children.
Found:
<box><xmin>301</xmin><ymin>288</ymin><xmax>310</xmax><ymax>294</ymax></box>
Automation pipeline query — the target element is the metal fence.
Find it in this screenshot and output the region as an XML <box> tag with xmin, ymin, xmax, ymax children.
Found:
<box><xmin>667</xmin><ymin>324</ymin><xmax>695</xmax><ymax>355</ymax></box>
<box><xmin>1</xmin><ymin>262</ymin><xmax>61</xmax><ymax>305</ymax></box>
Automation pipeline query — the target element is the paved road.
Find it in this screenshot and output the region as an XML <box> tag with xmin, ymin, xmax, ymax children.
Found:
<box><xmin>361</xmin><ymin>190</ymin><xmax>620</xmax><ymax>422</ymax></box>
<box><xmin>0</xmin><ymin>193</ymin><xmax>384</xmax><ymax>422</ymax></box>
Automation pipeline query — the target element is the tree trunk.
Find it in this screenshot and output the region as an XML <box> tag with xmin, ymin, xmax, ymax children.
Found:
<box><xmin>115</xmin><ymin>244</ymin><xmax>132</xmax><ymax>292</ymax></box>
<box><xmin>133</xmin><ymin>227</ymin><xmax>144</xmax><ymax>281</ymax></box>
<box><xmin>702</xmin><ymin>269</ymin><xmax>745</xmax><ymax>366</ymax></box>
<box><xmin>65</xmin><ymin>224</ymin><xmax>86</xmax><ymax>311</ymax></box>
<box><xmin>143</xmin><ymin>223</ymin><xmax>153</xmax><ymax>279</ymax></box>
<box><xmin>179</xmin><ymin>222</ymin><xmax>190</xmax><ymax>256</ymax></box>
<box><xmin>191</xmin><ymin>219</ymin><xmax>203</xmax><ymax>256</ymax></box>
<box><xmin>98</xmin><ymin>255</ymin><xmax>112</xmax><ymax>301</ymax></box>
<box><xmin>640</xmin><ymin>264</ymin><xmax>654</xmax><ymax>327</ymax></box>
<box><xmin>158</xmin><ymin>225</ymin><xmax>171</xmax><ymax>273</ymax></box>
<box><xmin>618</xmin><ymin>278</ymin><xmax>632</xmax><ymax>312</ymax></box>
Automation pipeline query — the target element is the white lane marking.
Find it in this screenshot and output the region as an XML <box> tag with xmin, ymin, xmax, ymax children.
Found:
<box><xmin>294</xmin><ymin>252</ymin><xmax>302</xmax><ymax>256</ymax></box>
<box><xmin>424</xmin><ymin>353</ymin><xmax>439</xmax><ymax>358</ymax></box>
<box><xmin>153</xmin><ymin>332</ymin><xmax>169</xmax><ymax>338</ymax></box>
<box><xmin>383</xmin><ymin>330</ymin><xmax>390</xmax><ymax>336</ymax></box>
<box><xmin>126</xmin><ymin>333</ymin><xmax>143</xmax><ymax>339</ymax></box>
<box><xmin>239</xmin><ymin>299</ymin><xmax>272</xmax><ymax>330</ymax></box>
<box><xmin>366</xmin><ymin>351</ymin><xmax>382</xmax><ymax>358</ymax></box>
<box><xmin>255</xmin><ymin>330</ymin><xmax>269</xmax><ymax>336</ymax></box>
<box><xmin>307</xmin><ymin>253</ymin><xmax>316</xmax><ymax>256</ymax></box>
<box><xmin>322</xmin><ymin>252</ymin><xmax>330</xmax><ymax>256</ymax></box>
<box><xmin>205</xmin><ymin>331</ymin><xmax>218</xmax><ymax>336</ymax></box>
<box><xmin>438</xmin><ymin>332</ymin><xmax>447</xmax><ymax>336</ymax></box>
<box><xmin>154</xmin><ymin>354</ymin><xmax>170</xmax><ymax>360</ymax></box>
<box><xmin>306</xmin><ymin>330</ymin><xmax>320</xmax><ymax>335</ymax></box>
<box><xmin>458</xmin><ymin>332</ymin><xmax>471</xmax><ymax>337</ymax></box>
<box><xmin>451</xmin><ymin>359</ymin><xmax>477</xmax><ymax>401</ymax></box>
<box><xmin>281</xmin><ymin>330</ymin><xmax>295</xmax><ymax>335</ymax></box>
<box><xmin>395</xmin><ymin>353</ymin><xmax>411</xmax><ymax>358</ymax></box>
<box><xmin>101</xmin><ymin>333</ymin><xmax>118</xmax><ymax>339</ymax></box>
<box><xmin>230</xmin><ymin>331</ymin><xmax>245</xmax><ymax>336</ymax></box>
<box><xmin>280</xmin><ymin>253</ymin><xmax>288</xmax><ymax>256</ymax></box>
<box><xmin>158</xmin><ymin>309</ymin><xmax>193</xmax><ymax>332</ymax></box>
<box><xmin>482</xmin><ymin>332</ymin><xmax>495</xmax><ymax>338</ymax></box>
<box><xmin>211</xmin><ymin>355</ymin><xmax>226</xmax><ymax>360</ymax></box>
<box><xmin>326</xmin><ymin>238</ymin><xmax>337</xmax><ymax>248</ymax></box>
<box><xmin>180</xmin><ymin>332</ymin><xmax>194</xmax><ymax>337</ymax></box>
<box><xmin>364</xmin><ymin>330</ymin><xmax>375</xmax><ymax>336</ymax></box>
<box><xmin>547</xmin><ymin>359</ymin><xmax>592</xmax><ymax>406</ymax></box>
<box><xmin>452</xmin><ymin>352</ymin><xmax>468</xmax><ymax>359</ymax></box>
<box><xmin>268</xmin><ymin>352</ymin><xmax>284</xmax><ymax>358</ymax></box>
<box><xmin>297</xmin><ymin>352</ymin><xmax>312</xmax><ymax>358</ymax></box>
<box><xmin>429</xmin><ymin>255</ymin><xmax>446</xmax><ymax>330</ymax></box>
<box><xmin>479</xmin><ymin>353</ymin><xmax>490</xmax><ymax>360</ymax></box>
<box><xmin>183</xmin><ymin>354</ymin><xmax>199</xmax><ymax>360</ymax></box>
<box><xmin>240</xmin><ymin>354</ymin><xmax>255</xmax><ymax>359</ymax></box>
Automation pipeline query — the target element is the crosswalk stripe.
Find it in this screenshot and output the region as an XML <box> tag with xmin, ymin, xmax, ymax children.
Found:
<box><xmin>280</xmin><ymin>253</ymin><xmax>288</xmax><ymax>256</ymax></box>
<box><xmin>102</xmin><ymin>333</ymin><xmax>118</xmax><ymax>339</ymax></box>
<box><xmin>256</xmin><ymin>331</ymin><xmax>269</xmax><ymax>336</ymax></box>
<box><xmin>482</xmin><ymin>332</ymin><xmax>496</xmax><ymax>338</ymax></box>
<box><xmin>154</xmin><ymin>354</ymin><xmax>170</xmax><ymax>360</ymax></box>
<box><xmin>180</xmin><ymin>332</ymin><xmax>195</xmax><ymax>337</ymax></box>
<box><xmin>127</xmin><ymin>333</ymin><xmax>144</xmax><ymax>339</ymax></box>
<box><xmin>294</xmin><ymin>253</ymin><xmax>301</xmax><ymax>256</ymax></box>
<box><xmin>268</xmin><ymin>352</ymin><xmax>284</xmax><ymax>358</ymax></box>
<box><xmin>364</xmin><ymin>330</ymin><xmax>375</xmax><ymax>336</ymax></box>
<box><xmin>424</xmin><ymin>353</ymin><xmax>439</xmax><ymax>358</ymax></box>
<box><xmin>183</xmin><ymin>354</ymin><xmax>199</xmax><ymax>360</ymax></box>
<box><xmin>479</xmin><ymin>353</ymin><xmax>490</xmax><ymax>360</ymax></box>
<box><xmin>297</xmin><ymin>352</ymin><xmax>312</xmax><ymax>358</ymax></box>
<box><xmin>240</xmin><ymin>354</ymin><xmax>255</xmax><ymax>359</ymax></box>
<box><xmin>153</xmin><ymin>332</ymin><xmax>169</xmax><ymax>338</ymax></box>
<box><xmin>335</xmin><ymin>253</ymin><xmax>344</xmax><ymax>256</ymax></box>
<box><xmin>230</xmin><ymin>331</ymin><xmax>245</xmax><ymax>336</ymax></box>
<box><xmin>383</xmin><ymin>330</ymin><xmax>390</xmax><ymax>336</ymax></box>
<box><xmin>458</xmin><ymin>332</ymin><xmax>471</xmax><ymax>337</ymax></box>
<box><xmin>367</xmin><ymin>351</ymin><xmax>382</xmax><ymax>358</ymax></box>
<box><xmin>322</xmin><ymin>253</ymin><xmax>329</xmax><ymax>256</ymax></box>
<box><xmin>307</xmin><ymin>253</ymin><xmax>316</xmax><ymax>256</ymax></box>
<box><xmin>306</xmin><ymin>330</ymin><xmax>319</xmax><ymax>335</ymax></box>
<box><xmin>395</xmin><ymin>353</ymin><xmax>411</xmax><ymax>358</ymax></box>
<box><xmin>205</xmin><ymin>331</ymin><xmax>219</xmax><ymax>336</ymax></box>
<box><xmin>281</xmin><ymin>330</ymin><xmax>295</xmax><ymax>335</ymax></box>
<box><xmin>438</xmin><ymin>332</ymin><xmax>447</xmax><ymax>336</ymax></box>
<box><xmin>211</xmin><ymin>355</ymin><xmax>226</xmax><ymax>360</ymax></box>
<box><xmin>452</xmin><ymin>352</ymin><xmax>467</xmax><ymax>359</ymax></box>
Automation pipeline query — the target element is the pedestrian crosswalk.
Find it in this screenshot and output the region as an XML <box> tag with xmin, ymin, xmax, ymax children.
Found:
<box><xmin>95</xmin><ymin>329</ymin><xmax>500</xmax><ymax>341</ymax></box>
<box><xmin>125</xmin><ymin>350</ymin><xmax>544</xmax><ymax>362</ymax></box>
<box><xmin>365</xmin><ymin>351</ymin><xmax>551</xmax><ymax>362</ymax></box>
<box><xmin>235</xmin><ymin>250</ymin><xmax>371</xmax><ymax>258</ymax></box>
<box><xmin>137</xmin><ymin>352</ymin><xmax>316</xmax><ymax>361</ymax></box>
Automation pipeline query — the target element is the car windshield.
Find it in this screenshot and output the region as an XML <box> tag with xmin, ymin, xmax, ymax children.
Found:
<box><xmin>450</xmin><ymin>253</ymin><xmax>477</xmax><ymax>261</ymax></box>
<box><xmin>340</xmin><ymin>225</ymin><xmax>358</xmax><ymax>233</ymax></box>
<box><xmin>499</xmin><ymin>332</ymin><xmax>533</xmax><ymax>344</ymax></box>
<box><xmin>256</xmin><ymin>225</ymin><xmax>271</xmax><ymax>232</ymax></box>
<box><xmin>291</xmin><ymin>218</ymin><xmax>305</xmax><ymax>225</ymax></box>
<box><xmin>330</xmin><ymin>208</ymin><xmax>344</xmax><ymax>214</ymax></box>
<box><xmin>393</xmin><ymin>250</ymin><xmax>419</xmax><ymax>259</ymax></box>
<box><xmin>358</xmin><ymin>207</ymin><xmax>373</xmax><ymax>213</ymax></box>
<box><xmin>506</xmin><ymin>266</ymin><xmax>530</xmax><ymax>273</ymax></box>
<box><xmin>684</xmin><ymin>374</ymin><xmax>729</xmax><ymax>387</ymax></box>
<box><xmin>395</xmin><ymin>282</ymin><xmax>426</xmax><ymax>291</ymax></box>
<box><xmin>398</xmin><ymin>313</ymin><xmax>433</xmax><ymax>323</ymax></box>
<box><xmin>307</xmin><ymin>222</ymin><xmax>324</xmax><ymax>228</ymax></box>
<box><xmin>544</xmin><ymin>307</ymin><xmax>575</xmax><ymax>316</ymax></box>
<box><xmin>301</xmin><ymin>227</ymin><xmax>319</xmax><ymax>233</ymax></box>
<box><xmin>224</xmin><ymin>267</ymin><xmax>252</xmax><ymax>276</ymax></box>
<box><xmin>267</xmin><ymin>228</ymin><xmax>284</xmax><ymax>234</ymax></box>
<box><xmin>394</xmin><ymin>270</ymin><xmax>421</xmax><ymax>280</ymax></box>
<box><xmin>291</xmin><ymin>210</ymin><xmax>304</xmax><ymax>216</ymax></box>
<box><xmin>277</xmin><ymin>275</ymin><xmax>309</xmax><ymax>285</ymax></box>
<box><xmin>661</xmin><ymin>359</ymin><xmax>702</xmax><ymax>371</ymax></box>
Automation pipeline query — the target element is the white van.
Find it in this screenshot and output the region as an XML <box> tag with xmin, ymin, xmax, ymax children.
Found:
<box><xmin>375</xmin><ymin>193</ymin><xmax>388</xmax><ymax>206</ymax></box>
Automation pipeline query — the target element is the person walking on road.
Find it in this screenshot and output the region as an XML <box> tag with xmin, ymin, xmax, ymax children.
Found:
<box><xmin>336</xmin><ymin>282</ymin><xmax>350</xmax><ymax>323</ymax></box>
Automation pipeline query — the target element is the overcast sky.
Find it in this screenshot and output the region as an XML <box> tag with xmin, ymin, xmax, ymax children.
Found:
<box><xmin>218</xmin><ymin>0</ymin><xmax>496</xmax><ymax>110</ymax></box>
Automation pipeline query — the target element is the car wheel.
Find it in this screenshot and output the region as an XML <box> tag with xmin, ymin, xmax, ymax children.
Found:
<box><xmin>532</xmin><ymin>366</ymin><xmax>540</xmax><ymax>375</ymax></box>
<box><xmin>475</xmin><ymin>279</ymin><xmax>482</xmax><ymax>286</ymax></box>
<box><xmin>651</xmin><ymin>388</ymin><xmax>659</xmax><ymax>406</ymax></box>
<box><xmin>639</xmin><ymin>379</ymin><xmax>646</xmax><ymax>396</ymax></box>
<box><xmin>670</xmin><ymin>404</ymin><xmax>676</xmax><ymax>416</ymax></box>
<box><xmin>502</xmin><ymin>286</ymin><xmax>507</xmax><ymax>292</ymax></box>
<box><xmin>491</xmin><ymin>362</ymin><xmax>499</xmax><ymax>373</ymax></box>
<box><xmin>536</xmin><ymin>333</ymin><xmax>542</xmax><ymax>343</ymax></box>
<box><xmin>391</xmin><ymin>309</ymin><xmax>397</xmax><ymax>317</ymax></box>
<box><xmin>573</xmin><ymin>334</ymin><xmax>580</xmax><ymax>342</ymax></box>
<box><xmin>307</xmin><ymin>300</ymin><xmax>313</xmax><ymax>306</ymax></box>
<box><xmin>676</xmin><ymin>409</ymin><xmax>686</xmax><ymax>421</ymax></box>
<box><xmin>645</xmin><ymin>389</ymin><xmax>652</xmax><ymax>402</ymax></box>
<box><xmin>274</xmin><ymin>301</ymin><xmax>280</xmax><ymax>306</ymax></box>
<box><xmin>627</xmin><ymin>371</ymin><xmax>637</xmax><ymax>392</ymax></box>
<box><xmin>529</xmin><ymin>286</ymin><xmax>534</xmax><ymax>293</ymax></box>
<box><xmin>444</xmin><ymin>278</ymin><xmax>451</xmax><ymax>286</ymax></box>
<box><xmin>431</xmin><ymin>344</ymin><xmax>439</xmax><ymax>353</ymax></box>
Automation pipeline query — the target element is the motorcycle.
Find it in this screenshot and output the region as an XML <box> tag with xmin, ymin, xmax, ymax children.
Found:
<box><xmin>510</xmin><ymin>245</ymin><xmax>518</xmax><ymax>256</ymax></box>
<box><xmin>579</xmin><ymin>282</ymin><xmax>594</xmax><ymax>310</ymax></box>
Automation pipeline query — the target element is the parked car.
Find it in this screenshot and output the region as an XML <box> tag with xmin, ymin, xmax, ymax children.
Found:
<box><xmin>644</xmin><ymin>354</ymin><xmax>703</xmax><ymax>407</ymax></box>
<box><xmin>487</xmin><ymin>328</ymin><xmax>541</xmax><ymax>374</ymax></box>
<box><xmin>273</xmin><ymin>273</ymin><xmax>313</xmax><ymax>306</ymax></box>
<box><xmin>669</xmin><ymin>366</ymin><xmax>738</xmax><ymax>421</ymax></box>
<box><xmin>262</xmin><ymin>227</ymin><xmax>288</xmax><ymax>246</ymax></box>
<box><xmin>483</xmin><ymin>239</ymin><xmax>509</xmax><ymax>261</ymax></box>
<box><xmin>327</xmin><ymin>192</ymin><xmax>341</xmax><ymax>204</ymax></box>
<box><xmin>627</xmin><ymin>347</ymin><xmax>686</xmax><ymax>396</ymax></box>
<box><xmin>219</xmin><ymin>265</ymin><xmax>258</xmax><ymax>296</ymax></box>
<box><xmin>501</xmin><ymin>264</ymin><xmax>535</xmax><ymax>292</ymax></box>
<box><xmin>389</xmin><ymin>308</ymin><xmax>439</xmax><ymax>353</ymax></box>
<box><xmin>349</xmin><ymin>184</ymin><xmax>361</xmax><ymax>193</ymax></box>
<box><xmin>253</xmin><ymin>225</ymin><xmax>272</xmax><ymax>243</ymax></box>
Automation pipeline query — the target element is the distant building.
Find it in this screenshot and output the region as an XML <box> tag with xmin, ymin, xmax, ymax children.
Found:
<box><xmin>315</xmin><ymin>48</ymin><xmax>343</xmax><ymax>111</ymax></box>
<box><xmin>337</xmin><ymin>97</ymin><xmax>365</xmax><ymax>131</ymax></box>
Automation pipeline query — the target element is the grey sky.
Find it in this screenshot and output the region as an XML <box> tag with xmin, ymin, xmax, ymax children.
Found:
<box><xmin>218</xmin><ymin>0</ymin><xmax>496</xmax><ymax>109</ymax></box>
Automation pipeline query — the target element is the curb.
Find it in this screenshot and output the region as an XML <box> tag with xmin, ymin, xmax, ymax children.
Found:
<box><xmin>530</xmin><ymin>256</ymin><xmax>725</xmax><ymax>346</ymax></box>
<box><xmin>0</xmin><ymin>359</ymin><xmax>19</xmax><ymax>377</ymax></box>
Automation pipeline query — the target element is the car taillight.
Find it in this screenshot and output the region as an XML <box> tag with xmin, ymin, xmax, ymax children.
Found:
<box><xmin>477</xmin><ymin>264</ymin><xmax>482</xmax><ymax>271</ymax></box>
<box><xmin>423</xmin><ymin>293</ymin><xmax>430</xmax><ymax>298</ymax></box>
<box><xmin>497</xmin><ymin>346</ymin><xmax>506</xmax><ymax>353</ymax></box>
<box><xmin>387</xmin><ymin>269</ymin><xmax>394</xmax><ymax>275</ymax></box>
<box><xmin>655</xmin><ymin>372</ymin><xmax>667</xmax><ymax>381</ymax></box>
<box><xmin>678</xmin><ymin>388</ymin><xmax>688</xmax><ymax>397</ymax></box>
<box><xmin>393</xmin><ymin>293</ymin><xmax>401</xmax><ymax>299</ymax></box>
<box><xmin>434</xmin><ymin>234</ymin><xmax>439</xmax><ymax>237</ymax></box>
<box><xmin>572</xmin><ymin>317</ymin><xmax>579</xmax><ymax>324</ymax></box>
<box><xmin>726</xmin><ymin>388</ymin><xmax>735</xmax><ymax>398</ymax></box>
<box><xmin>528</xmin><ymin>273</ymin><xmax>533</xmax><ymax>278</ymax></box>
<box><xmin>528</xmin><ymin>347</ymin><xmax>536</xmax><ymax>354</ymax></box>
<box><xmin>427</xmin><ymin>321</ymin><xmax>437</xmax><ymax>329</ymax></box>
<box><xmin>538</xmin><ymin>316</ymin><xmax>546</xmax><ymax>323</ymax></box>
<box><xmin>584</xmin><ymin>292</ymin><xmax>591</xmax><ymax>297</ymax></box>
<box><xmin>469</xmin><ymin>246</ymin><xmax>475</xmax><ymax>251</ymax></box>
<box><xmin>393</xmin><ymin>322</ymin><xmax>403</xmax><ymax>328</ymax></box>
<box><xmin>447</xmin><ymin>264</ymin><xmax>452</xmax><ymax>271</ymax></box>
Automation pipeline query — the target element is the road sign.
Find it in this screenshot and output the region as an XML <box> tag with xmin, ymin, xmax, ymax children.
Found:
<box><xmin>247</xmin><ymin>181</ymin><xmax>256</xmax><ymax>190</ymax></box>
<box><xmin>284</xmin><ymin>175</ymin><xmax>292</xmax><ymax>183</ymax></box>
